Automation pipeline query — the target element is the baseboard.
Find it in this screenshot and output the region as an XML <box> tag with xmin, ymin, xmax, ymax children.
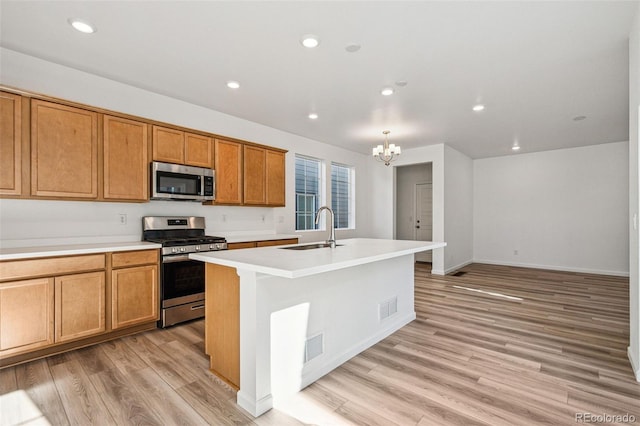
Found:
<box><xmin>299</xmin><ymin>311</ymin><xmax>416</xmax><ymax>390</ymax></box>
<box><xmin>444</xmin><ymin>260</ymin><xmax>474</xmax><ymax>275</ymax></box>
<box><xmin>431</xmin><ymin>269</ymin><xmax>445</xmax><ymax>275</ymax></box>
<box><xmin>236</xmin><ymin>392</ymin><xmax>273</xmax><ymax>417</ymax></box>
<box><xmin>473</xmin><ymin>259</ymin><xmax>629</xmax><ymax>277</ymax></box>
<box><xmin>628</xmin><ymin>346</ymin><xmax>640</xmax><ymax>382</ymax></box>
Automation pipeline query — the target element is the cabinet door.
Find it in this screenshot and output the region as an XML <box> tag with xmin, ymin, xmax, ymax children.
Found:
<box><xmin>103</xmin><ymin>115</ymin><xmax>149</xmax><ymax>201</ymax></box>
<box><xmin>31</xmin><ymin>100</ymin><xmax>98</xmax><ymax>198</ymax></box>
<box><xmin>243</xmin><ymin>145</ymin><xmax>266</xmax><ymax>205</ymax></box>
<box><xmin>0</xmin><ymin>92</ymin><xmax>22</xmax><ymax>195</ymax></box>
<box><xmin>214</xmin><ymin>139</ymin><xmax>243</xmax><ymax>204</ymax></box>
<box><xmin>152</xmin><ymin>125</ymin><xmax>184</xmax><ymax>164</ymax></box>
<box><xmin>266</xmin><ymin>150</ymin><xmax>286</xmax><ymax>206</ymax></box>
<box><xmin>0</xmin><ymin>278</ymin><xmax>54</xmax><ymax>356</ymax></box>
<box><xmin>112</xmin><ymin>265</ymin><xmax>158</xmax><ymax>329</ymax></box>
<box><xmin>185</xmin><ymin>132</ymin><xmax>213</xmax><ymax>168</ymax></box>
<box><xmin>55</xmin><ymin>272</ymin><xmax>105</xmax><ymax>342</ymax></box>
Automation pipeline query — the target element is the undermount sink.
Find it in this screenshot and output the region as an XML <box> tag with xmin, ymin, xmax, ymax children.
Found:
<box><xmin>280</xmin><ymin>243</ymin><xmax>343</xmax><ymax>250</ymax></box>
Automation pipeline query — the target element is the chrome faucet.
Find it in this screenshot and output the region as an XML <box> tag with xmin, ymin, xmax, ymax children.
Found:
<box><xmin>315</xmin><ymin>206</ymin><xmax>336</xmax><ymax>248</ymax></box>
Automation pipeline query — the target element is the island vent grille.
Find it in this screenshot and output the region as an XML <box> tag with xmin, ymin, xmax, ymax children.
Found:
<box><xmin>305</xmin><ymin>333</ymin><xmax>324</xmax><ymax>363</ymax></box>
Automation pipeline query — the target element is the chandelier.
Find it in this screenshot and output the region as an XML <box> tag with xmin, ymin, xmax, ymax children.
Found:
<box><xmin>372</xmin><ymin>130</ymin><xmax>401</xmax><ymax>166</ymax></box>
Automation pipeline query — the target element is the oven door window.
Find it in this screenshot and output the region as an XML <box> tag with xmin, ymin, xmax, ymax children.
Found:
<box><xmin>157</xmin><ymin>171</ymin><xmax>201</xmax><ymax>196</ymax></box>
<box><xmin>162</xmin><ymin>259</ymin><xmax>204</xmax><ymax>300</ymax></box>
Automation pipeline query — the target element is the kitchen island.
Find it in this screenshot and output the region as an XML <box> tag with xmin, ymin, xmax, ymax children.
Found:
<box><xmin>190</xmin><ymin>238</ymin><xmax>446</xmax><ymax>417</ymax></box>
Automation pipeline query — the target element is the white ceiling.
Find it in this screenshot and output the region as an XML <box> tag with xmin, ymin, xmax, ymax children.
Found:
<box><xmin>0</xmin><ymin>1</ymin><xmax>636</xmax><ymax>158</ymax></box>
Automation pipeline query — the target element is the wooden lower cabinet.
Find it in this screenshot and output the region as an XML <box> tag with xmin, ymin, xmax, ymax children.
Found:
<box><xmin>256</xmin><ymin>238</ymin><xmax>298</xmax><ymax>247</ymax></box>
<box><xmin>0</xmin><ymin>277</ymin><xmax>54</xmax><ymax>356</ymax></box>
<box><xmin>205</xmin><ymin>263</ymin><xmax>240</xmax><ymax>388</ymax></box>
<box><xmin>111</xmin><ymin>264</ymin><xmax>158</xmax><ymax>330</ymax></box>
<box><xmin>227</xmin><ymin>238</ymin><xmax>299</xmax><ymax>250</ymax></box>
<box><xmin>0</xmin><ymin>249</ymin><xmax>159</xmax><ymax>365</ymax></box>
<box><xmin>55</xmin><ymin>272</ymin><xmax>105</xmax><ymax>342</ymax></box>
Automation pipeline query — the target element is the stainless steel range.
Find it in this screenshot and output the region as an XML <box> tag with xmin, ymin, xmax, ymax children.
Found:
<box><xmin>142</xmin><ymin>216</ymin><xmax>227</xmax><ymax>328</ymax></box>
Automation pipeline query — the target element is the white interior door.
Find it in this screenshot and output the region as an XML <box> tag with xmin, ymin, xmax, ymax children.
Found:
<box><xmin>414</xmin><ymin>183</ymin><xmax>433</xmax><ymax>262</ymax></box>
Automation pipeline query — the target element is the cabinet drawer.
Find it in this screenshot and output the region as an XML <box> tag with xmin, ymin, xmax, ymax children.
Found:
<box><xmin>111</xmin><ymin>250</ymin><xmax>159</xmax><ymax>268</ymax></box>
<box><xmin>256</xmin><ymin>239</ymin><xmax>299</xmax><ymax>247</ymax></box>
<box><xmin>0</xmin><ymin>254</ymin><xmax>106</xmax><ymax>282</ymax></box>
<box><xmin>227</xmin><ymin>242</ymin><xmax>257</xmax><ymax>250</ymax></box>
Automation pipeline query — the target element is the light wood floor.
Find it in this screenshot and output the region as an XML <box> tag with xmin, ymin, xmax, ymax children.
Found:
<box><xmin>1</xmin><ymin>263</ymin><xmax>638</xmax><ymax>425</ymax></box>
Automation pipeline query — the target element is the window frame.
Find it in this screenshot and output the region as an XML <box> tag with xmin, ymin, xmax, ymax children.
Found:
<box><xmin>294</xmin><ymin>154</ymin><xmax>325</xmax><ymax>232</ymax></box>
<box><xmin>330</xmin><ymin>162</ymin><xmax>355</xmax><ymax>230</ymax></box>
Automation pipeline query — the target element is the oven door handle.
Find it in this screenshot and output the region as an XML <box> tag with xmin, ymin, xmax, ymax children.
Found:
<box><xmin>162</xmin><ymin>254</ymin><xmax>192</xmax><ymax>263</ymax></box>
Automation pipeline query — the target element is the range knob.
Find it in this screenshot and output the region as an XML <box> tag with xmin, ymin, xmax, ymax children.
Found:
<box><xmin>171</xmin><ymin>247</ymin><xmax>177</xmax><ymax>253</ymax></box>
<box><xmin>209</xmin><ymin>244</ymin><xmax>215</xmax><ymax>250</ymax></box>
<box><xmin>215</xmin><ymin>243</ymin><xmax>221</xmax><ymax>250</ymax></box>
<box><xmin>180</xmin><ymin>247</ymin><xmax>186</xmax><ymax>253</ymax></box>
<box><xmin>195</xmin><ymin>245</ymin><xmax>200</xmax><ymax>251</ymax></box>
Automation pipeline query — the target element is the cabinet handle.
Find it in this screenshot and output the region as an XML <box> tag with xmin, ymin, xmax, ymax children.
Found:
<box><xmin>191</xmin><ymin>304</ymin><xmax>205</xmax><ymax>310</ymax></box>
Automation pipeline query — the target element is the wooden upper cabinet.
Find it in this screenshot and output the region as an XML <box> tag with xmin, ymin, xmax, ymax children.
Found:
<box><xmin>152</xmin><ymin>126</ymin><xmax>213</xmax><ymax>168</ymax></box>
<box><xmin>185</xmin><ymin>132</ymin><xmax>213</xmax><ymax>168</ymax></box>
<box><xmin>103</xmin><ymin>115</ymin><xmax>149</xmax><ymax>201</ymax></box>
<box><xmin>266</xmin><ymin>150</ymin><xmax>286</xmax><ymax>206</ymax></box>
<box><xmin>0</xmin><ymin>92</ymin><xmax>22</xmax><ymax>196</ymax></box>
<box><xmin>31</xmin><ymin>100</ymin><xmax>98</xmax><ymax>199</ymax></box>
<box><xmin>214</xmin><ymin>139</ymin><xmax>243</xmax><ymax>204</ymax></box>
<box><xmin>243</xmin><ymin>145</ymin><xmax>266</xmax><ymax>205</ymax></box>
<box><xmin>152</xmin><ymin>125</ymin><xmax>184</xmax><ymax>164</ymax></box>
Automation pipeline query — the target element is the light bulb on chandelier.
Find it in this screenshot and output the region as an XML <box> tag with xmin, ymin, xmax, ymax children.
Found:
<box><xmin>372</xmin><ymin>130</ymin><xmax>401</xmax><ymax>166</ymax></box>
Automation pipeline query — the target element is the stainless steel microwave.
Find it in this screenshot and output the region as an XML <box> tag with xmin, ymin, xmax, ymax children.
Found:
<box><xmin>151</xmin><ymin>161</ymin><xmax>215</xmax><ymax>201</ymax></box>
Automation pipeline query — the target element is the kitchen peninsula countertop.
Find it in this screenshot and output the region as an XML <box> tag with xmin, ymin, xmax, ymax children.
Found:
<box><xmin>190</xmin><ymin>238</ymin><xmax>446</xmax><ymax>278</ymax></box>
<box><xmin>0</xmin><ymin>241</ymin><xmax>161</xmax><ymax>261</ymax></box>
<box><xmin>192</xmin><ymin>237</ymin><xmax>446</xmax><ymax>417</ymax></box>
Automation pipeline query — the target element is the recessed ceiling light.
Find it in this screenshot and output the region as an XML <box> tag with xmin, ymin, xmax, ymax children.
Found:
<box><xmin>381</xmin><ymin>87</ymin><xmax>394</xmax><ymax>96</ymax></box>
<box><xmin>573</xmin><ymin>115</ymin><xmax>586</xmax><ymax>121</ymax></box>
<box><xmin>345</xmin><ymin>44</ymin><xmax>361</xmax><ymax>53</ymax></box>
<box><xmin>301</xmin><ymin>35</ymin><xmax>320</xmax><ymax>48</ymax></box>
<box><xmin>226</xmin><ymin>81</ymin><xmax>240</xmax><ymax>89</ymax></box>
<box><xmin>68</xmin><ymin>19</ymin><xmax>96</xmax><ymax>34</ymax></box>
<box><xmin>308</xmin><ymin>113</ymin><xmax>318</xmax><ymax>120</ymax></box>
<box><xmin>512</xmin><ymin>145</ymin><xmax>521</xmax><ymax>151</ymax></box>
<box><xmin>472</xmin><ymin>104</ymin><xmax>485</xmax><ymax>112</ymax></box>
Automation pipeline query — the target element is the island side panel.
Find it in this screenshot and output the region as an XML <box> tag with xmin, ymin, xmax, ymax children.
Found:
<box><xmin>205</xmin><ymin>263</ymin><xmax>240</xmax><ymax>389</ymax></box>
<box><xmin>245</xmin><ymin>253</ymin><xmax>416</xmax><ymax>414</ymax></box>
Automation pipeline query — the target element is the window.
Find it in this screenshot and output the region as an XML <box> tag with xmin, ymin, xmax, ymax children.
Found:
<box><xmin>331</xmin><ymin>163</ymin><xmax>354</xmax><ymax>229</ymax></box>
<box><xmin>295</xmin><ymin>155</ymin><xmax>323</xmax><ymax>230</ymax></box>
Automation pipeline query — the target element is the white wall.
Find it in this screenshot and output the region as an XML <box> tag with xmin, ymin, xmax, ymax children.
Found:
<box><xmin>444</xmin><ymin>145</ymin><xmax>474</xmax><ymax>273</ymax></box>
<box><xmin>0</xmin><ymin>48</ymin><xmax>371</xmax><ymax>246</ymax></box>
<box><xmin>474</xmin><ymin>141</ymin><xmax>629</xmax><ymax>276</ymax></box>
<box><xmin>381</xmin><ymin>144</ymin><xmax>473</xmax><ymax>275</ymax></box>
<box><xmin>395</xmin><ymin>163</ymin><xmax>432</xmax><ymax>241</ymax></box>
<box><xmin>628</xmin><ymin>5</ymin><xmax>640</xmax><ymax>382</ymax></box>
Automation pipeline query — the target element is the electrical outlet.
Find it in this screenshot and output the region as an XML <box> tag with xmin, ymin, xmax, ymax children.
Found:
<box><xmin>513</xmin><ymin>249</ymin><xmax>518</xmax><ymax>255</ymax></box>
<box><xmin>118</xmin><ymin>214</ymin><xmax>127</xmax><ymax>225</ymax></box>
<box><xmin>222</xmin><ymin>214</ymin><xmax>227</xmax><ymax>222</ymax></box>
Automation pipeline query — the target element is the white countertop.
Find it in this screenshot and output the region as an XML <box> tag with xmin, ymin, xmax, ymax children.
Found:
<box><xmin>221</xmin><ymin>233</ymin><xmax>299</xmax><ymax>244</ymax></box>
<box><xmin>190</xmin><ymin>238</ymin><xmax>446</xmax><ymax>279</ymax></box>
<box><xmin>0</xmin><ymin>241</ymin><xmax>161</xmax><ymax>261</ymax></box>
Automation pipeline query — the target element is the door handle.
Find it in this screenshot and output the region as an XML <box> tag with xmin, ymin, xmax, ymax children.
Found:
<box><xmin>416</xmin><ymin>226</ymin><xmax>420</xmax><ymax>229</ymax></box>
